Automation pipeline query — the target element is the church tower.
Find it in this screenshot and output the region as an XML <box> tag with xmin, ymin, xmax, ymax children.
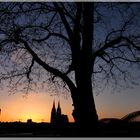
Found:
<box><xmin>50</xmin><ymin>100</ymin><xmax>57</xmax><ymax>123</ymax></box>
<box><xmin>57</xmin><ymin>101</ymin><xmax>61</xmax><ymax>116</ymax></box>
<box><xmin>50</xmin><ymin>100</ymin><xmax>69</xmax><ymax>125</ymax></box>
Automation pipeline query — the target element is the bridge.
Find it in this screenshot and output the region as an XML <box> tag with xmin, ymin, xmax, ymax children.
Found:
<box><xmin>121</xmin><ymin>110</ymin><xmax>140</xmax><ymax>122</ymax></box>
<box><xmin>100</xmin><ymin>110</ymin><xmax>140</xmax><ymax>123</ymax></box>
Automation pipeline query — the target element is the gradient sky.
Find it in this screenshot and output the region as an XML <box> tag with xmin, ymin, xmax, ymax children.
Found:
<box><xmin>0</xmin><ymin>84</ymin><xmax>140</xmax><ymax>123</ymax></box>
<box><xmin>0</xmin><ymin>90</ymin><xmax>74</xmax><ymax>123</ymax></box>
<box><xmin>0</xmin><ymin>2</ymin><xmax>140</xmax><ymax>123</ymax></box>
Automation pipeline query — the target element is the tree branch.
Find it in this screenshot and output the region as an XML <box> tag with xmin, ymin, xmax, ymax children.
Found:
<box><xmin>33</xmin><ymin>32</ymin><xmax>70</xmax><ymax>44</ymax></box>
<box><xmin>60</xmin><ymin>2</ymin><xmax>75</xmax><ymax>22</ymax></box>
<box><xmin>53</xmin><ymin>3</ymin><xmax>73</xmax><ymax>39</ymax></box>
<box><xmin>95</xmin><ymin>36</ymin><xmax>140</xmax><ymax>58</ymax></box>
<box><xmin>19</xmin><ymin>39</ymin><xmax>77</xmax><ymax>99</ymax></box>
<box><xmin>26</xmin><ymin>58</ymin><xmax>34</xmax><ymax>82</ymax></box>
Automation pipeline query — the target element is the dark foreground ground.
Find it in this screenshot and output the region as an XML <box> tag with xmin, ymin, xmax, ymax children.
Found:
<box><xmin>0</xmin><ymin>121</ymin><xmax>140</xmax><ymax>137</ymax></box>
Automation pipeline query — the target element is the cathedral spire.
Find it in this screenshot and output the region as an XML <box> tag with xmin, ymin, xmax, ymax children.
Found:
<box><xmin>58</xmin><ymin>101</ymin><xmax>60</xmax><ymax>109</ymax></box>
<box><xmin>50</xmin><ymin>100</ymin><xmax>56</xmax><ymax>123</ymax></box>
<box><xmin>50</xmin><ymin>100</ymin><xmax>69</xmax><ymax>124</ymax></box>
<box><xmin>57</xmin><ymin>100</ymin><xmax>61</xmax><ymax>115</ymax></box>
<box><xmin>53</xmin><ymin>100</ymin><xmax>55</xmax><ymax>109</ymax></box>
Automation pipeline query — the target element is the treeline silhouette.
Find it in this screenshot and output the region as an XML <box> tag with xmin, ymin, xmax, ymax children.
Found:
<box><xmin>0</xmin><ymin>121</ymin><xmax>140</xmax><ymax>137</ymax></box>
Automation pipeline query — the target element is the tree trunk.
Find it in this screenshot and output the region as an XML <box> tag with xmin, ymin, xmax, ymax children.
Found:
<box><xmin>73</xmin><ymin>69</ymin><xmax>98</xmax><ymax>125</ymax></box>
<box><xmin>72</xmin><ymin>3</ymin><xmax>98</xmax><ymax>130</ymax></box>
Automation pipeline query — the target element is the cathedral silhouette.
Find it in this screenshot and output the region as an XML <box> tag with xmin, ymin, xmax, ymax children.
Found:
<box><xmin>50</xmin><ymin>101</ymin><xmax>69</xmax><ymax>125</ymax></box>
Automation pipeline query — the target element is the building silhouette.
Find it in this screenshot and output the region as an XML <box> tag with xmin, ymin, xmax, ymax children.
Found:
<box><xmin>27</xmin><ymin>119</ymin><xmax>33</xmax><ymax>123</ymax></box>
<box><xmin>50</xmin><ymin>100</ymin><xmax>69</xmax><ymax>125</ymax></box>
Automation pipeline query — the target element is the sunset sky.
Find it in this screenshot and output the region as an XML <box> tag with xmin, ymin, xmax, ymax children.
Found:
<box><xmin>0</xmin><ymin>90</ymin><xmax>74</xmax><ymax>123</ymax></box>
<box><xmin>0</xmin><ymin>2</ymin><xmax>140</xmax><ymax>123</ymax></box>
<box><xmin>0</xmin><ymin>84</ymin><xmax>140</xmax><ymax>123</ymax></box>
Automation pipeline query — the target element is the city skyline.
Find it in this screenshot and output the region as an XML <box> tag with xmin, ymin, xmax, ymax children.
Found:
<box><xmin>0</xmin><ymin>90</ymin><xmax>74</xmax><ymax>123</ymax></box>
<box><xmin>0</xmin><ymin>84</ymin><xmax>140</xmax><ymax>123</ymax></box>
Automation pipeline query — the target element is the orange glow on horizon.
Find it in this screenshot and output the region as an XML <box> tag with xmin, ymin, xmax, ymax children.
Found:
<box><xmin>0</xmin><ymin>92</ymin><xmax>74</xmax><ymax>123</ymax></box>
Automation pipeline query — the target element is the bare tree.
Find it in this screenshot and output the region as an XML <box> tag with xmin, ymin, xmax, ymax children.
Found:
<box><xmin>0</xmin><ymin>2</ymin><xmax>140</xmax><ymax>131</ymax></box>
